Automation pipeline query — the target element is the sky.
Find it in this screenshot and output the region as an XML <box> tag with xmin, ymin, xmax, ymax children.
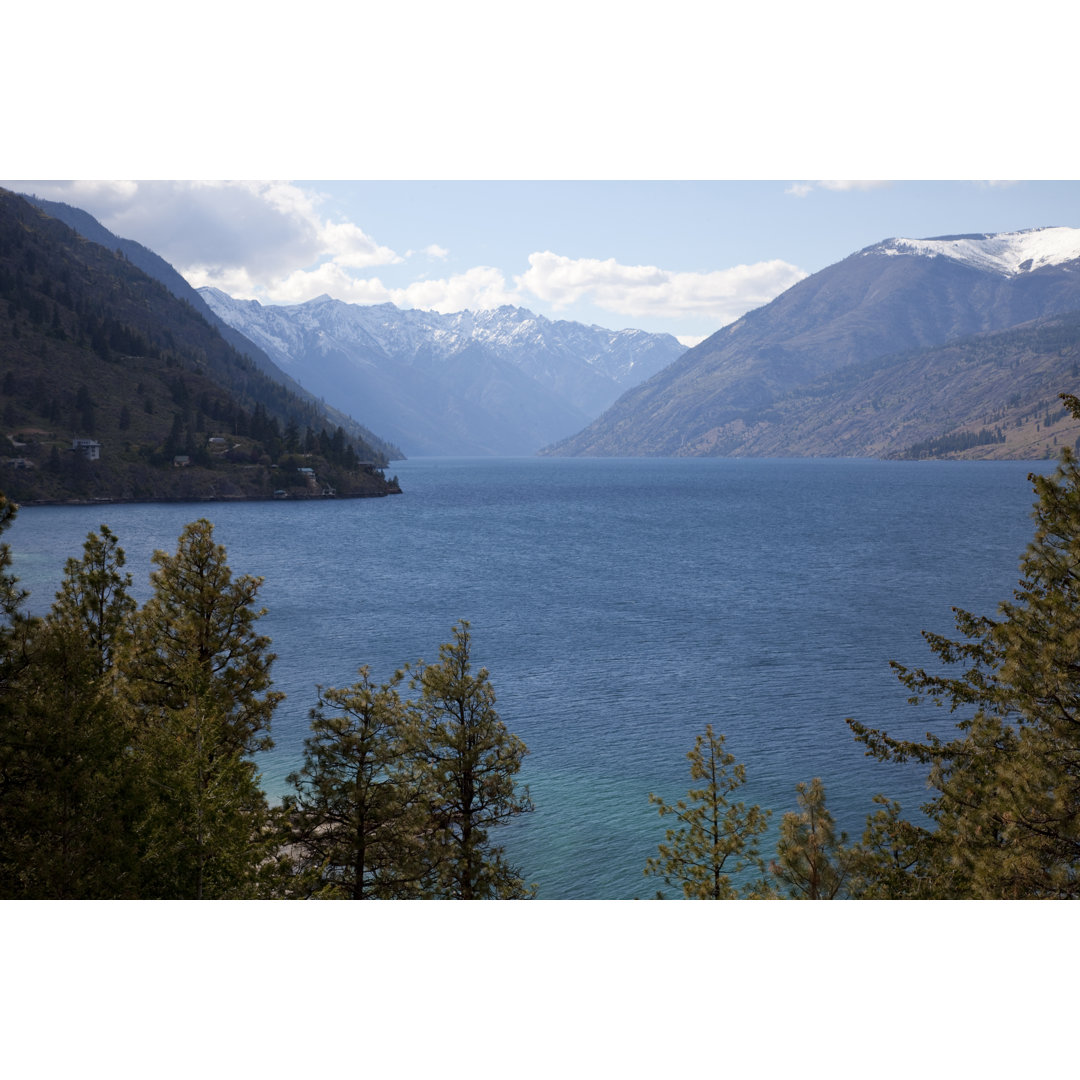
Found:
<box><xmin>6</xmin><ymin>179</ymin><xmax>1080</xmax><ymax>345</ymax></box>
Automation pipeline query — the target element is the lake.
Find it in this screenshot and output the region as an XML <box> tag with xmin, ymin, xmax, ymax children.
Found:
<box><xmin>5</xmin><ymin>455</ymin><xmax>1055</xmax><ymax>898</ymax></box>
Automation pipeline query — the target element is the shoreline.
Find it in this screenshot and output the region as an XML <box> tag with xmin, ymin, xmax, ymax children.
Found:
<box><xmin>13</xmin><ymin>487</ymin><xmax>403</xmax><ymax>508</ymax></box>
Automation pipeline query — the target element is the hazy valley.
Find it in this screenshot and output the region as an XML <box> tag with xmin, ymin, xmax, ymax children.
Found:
<box><xmin>200</xmin><ymin>289</ymin><xmax>687</xmax><ymax>457</ymax></box>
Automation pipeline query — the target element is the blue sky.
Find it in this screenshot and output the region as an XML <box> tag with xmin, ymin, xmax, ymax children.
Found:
<box><xmin>7</xmin><ymin>180</ymin><xmax>1080</xmax><ymax>345</ymax></box>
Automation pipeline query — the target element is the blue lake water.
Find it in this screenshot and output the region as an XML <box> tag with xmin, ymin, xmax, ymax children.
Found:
<box><xmin>5</xmin><ymin>456</ymin><xmax>1055</xmax><ymax>898</ymax></box>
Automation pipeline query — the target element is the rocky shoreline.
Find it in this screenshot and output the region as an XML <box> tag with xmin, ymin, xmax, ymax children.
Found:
<box><xmin>2</xmin><ymin>456</ymin><xmax>403</xmax><ymax>507</ymax></box>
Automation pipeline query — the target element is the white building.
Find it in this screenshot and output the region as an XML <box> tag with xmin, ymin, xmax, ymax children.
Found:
<box><xmin>72</xmin><ymin>439</ymin><xmax>101</xmax><ymax>461</ymax></box>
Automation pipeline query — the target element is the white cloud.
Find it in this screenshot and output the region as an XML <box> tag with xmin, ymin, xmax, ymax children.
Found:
<box><xmin>816</xmin><ymin>179</ymin><xmax>892</xmax><ymax>192</ymax></box>
<box><xmin>47</xmin><ymin>179</ymin><xmax>140</xmax><ymax>208</ymax></box>
<box><xmin>255</xmin><ymin>248</ymin><xmax>799</xmax><ymax>325</ymax></box>
<box><xmin>786</xmin><ymin>180</ymin><xmax>892</xmax><ymax>195</ymax></box>
<box><xmin>229</xmin><ymin>263</ymin><xmax>518</xmax><ymax>313</ymax></box>
<box><xmin>393</xmin><ymin>266</ymin><xmax>517</xmax><ymax>312</ymax></box>
<box><xmin>10</xmin><ymin>180</ymin><xmax>504</xmax><ymax>311</ymax></box>
<box><xmin>8</xmin><ymin>179</ymin><xmax>402</xmax><ymax>288</ymax></box>
<box><xmin>313</xmin><ymin>251</ymin><xmax>807</xmax><ymax>325</ymax></box>
<box><xmin>7</xmin><ymin>180</ymin><xmax>804</xmax><ymax>329</ymax></box>
<box><xmin>516</xmin><ymin>251</ymin><xmax>806</xmax><ymax>325</ymax></box>
<box><xmin>319</xmin><ymin>219</ymin><xmax>401</xmax><ymax>269</ymax></box>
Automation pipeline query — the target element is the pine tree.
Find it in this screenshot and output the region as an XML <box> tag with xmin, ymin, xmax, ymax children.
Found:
<box><xmin>0</xmin><ymin>524</ymin><xmax>140</xmax><ymax>898</ymax></box>
<box><xmin>846</xmin><ymin>795</ymin><xmax>937</xmax><ymax>900</ymax></box>
<box><xmin>849</xmin><ymin>446</ymin><xmax>1080</xmax><ymax>898</ymax></box>
<box><xmin>410</xmin><ymin>622</ymin><xmax>535</xmax><ymax>899</ymax></box>
<box><xmin>770</xmin><ymin>777</ymin><xmax>856</xmax><ymax>899</ymax></box>
<box><xmin>284</xmin><ymin>667</ymin><xmax>429</xmax><ymax>898</ymax></box>
<box><xmin>51</xmin><ymin>524</ymin><xmax>135</xmax><ymax>676</ymax></box>
<box><xmin>122</xmin><ymin>519</ymin><xmax>282</xmax><ymax>899</ymax></box>
<box><xmin>644</xmin><ymin>725</ymin><xmax>770</xmax><ymax>899</ymax></box>
<box><xmin>0</xmin><ymin>492</ymin><xmax>27</xmax><ymax>632</ymax></box>
<box><xmin>0</xmin><ymin>492</ymin><xmax>41</xmax><ymax>895</ymax></box>
<box><xmin>0</xmin><ymin>618</ymin><xmax>140</xmax><ymax>897</ymax></box>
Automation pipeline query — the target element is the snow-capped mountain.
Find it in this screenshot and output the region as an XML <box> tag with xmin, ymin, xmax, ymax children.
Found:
<box><xmin>868</xmin><ymin>226</ymin><xmax>1080</xmax><ymax>276</ymax></box>
<box><xmin>547</xmin><ymin>227</ymin><xmax>1080</xmax><ymax>458</ymax></box>
<box><xmin>199</xmin><ymin>290</ymin><xmax>686</xmax><ymax>456</ymax></box>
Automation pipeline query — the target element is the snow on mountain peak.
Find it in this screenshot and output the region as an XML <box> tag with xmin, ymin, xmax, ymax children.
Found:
<box><xmin>872</xmin><ymin>227</ymin><xmax>1080</xmax><ymax>276</ymax></box>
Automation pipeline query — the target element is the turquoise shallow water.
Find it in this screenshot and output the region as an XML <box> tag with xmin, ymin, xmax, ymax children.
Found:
<box><xmin>7</xmin><ymin>456</ymin><xmax>1053</xmax><ymax>898</ymax></box>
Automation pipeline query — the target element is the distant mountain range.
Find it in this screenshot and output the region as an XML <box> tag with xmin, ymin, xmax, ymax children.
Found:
<box><xmin>545</xmin><ymin>228</ymin><xmax>1080</xmax><ymax>459</ymax></box>
<box><xmin>200</xmin><ymin>290</ymin><xmax>687</xmax><ymax>456</ymax></box>
<box><xmin>11</xmin><ymin>189</ymin><xmax>1080</xmax><ymax>467</ymax></box>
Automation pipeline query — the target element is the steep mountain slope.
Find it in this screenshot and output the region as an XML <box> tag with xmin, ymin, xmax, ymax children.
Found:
<box><xmin>21</xmin><ymin>194</ymin><xmax>399</xmax><ymax>462</ymax></box>
<box><xmin>545</xmin><ymin>228</ymin><xmax>1080</xmax><ymax>457</ymax></box>
<box><xmin>682</xmin><ymin>310</ymin><xmax>1080</xmax><ymax>460</ymax></box>
<box><xmin>0</xmin><ymin>189</ymin><xmax>400</xmax><ymax>503</ymax></box>
<box><xmin>201</xmin><ymin>290</ymin><xmax>686</xmax><ymax>456</ymax></box>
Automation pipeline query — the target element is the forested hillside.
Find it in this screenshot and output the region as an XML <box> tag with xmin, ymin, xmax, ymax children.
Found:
<box><xmin>653</xmin><ymin>311</ymin><xmax>1080</xmax><ymax>460</ymax></box>
<box><xmin>21</xmin><ymin>193</ymin><xmax>398</xmax><ymax>463</ymax></box>
<box><xmin>0</xmin><ymin>190</ymin><xmax>401</xmax><ymax>504</ymax></box>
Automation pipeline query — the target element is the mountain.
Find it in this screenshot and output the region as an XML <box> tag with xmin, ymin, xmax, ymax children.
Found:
<box><xmin>545</xmin><ymin>227</ymin><xmax>1080</xmax><ymax>458</ymax></box>
<box><xmin>20</xmin><ymin>194</ymin><xmax>399</xmax><ymax>463</ymax></box>
<box><xmin>200</xmin><ymin>290</ymin><xmax>687</xmax><ymax>456</ymax></box>
<box><xmin>0</xmin><ymin>189</ymin><xmax>400</xmax><ymax>504</ymax></box>
<box><xmin>688</xmin><ymin>310</ymin><xmax>1080</xmax><ymax>460</ymax></box>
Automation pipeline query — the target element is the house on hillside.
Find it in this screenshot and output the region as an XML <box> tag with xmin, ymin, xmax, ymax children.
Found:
<box><xmin>72</xmin><ymin>438</ymin><xmax>101</xmax><ymax>461</ymax></box>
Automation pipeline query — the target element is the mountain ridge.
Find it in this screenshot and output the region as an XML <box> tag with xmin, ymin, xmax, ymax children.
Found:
<box><xmin>544</xmin><ymin>227</ymin><xmax>1080</xmax><ymax>458</ymax></box>
<box><xmin>20</xmin><ymin>195</ymin><xmax>400</xmax><ymax>462</ymax></box>
<box><xmin>863</xmin><ymin>226</ymin><xmax>1080</xmax><ymax>277</ymax></box>
<box><xmin>201</xmin><ymin>288</ymin><xmax>687</xmax><ymax>456</ymax></box>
